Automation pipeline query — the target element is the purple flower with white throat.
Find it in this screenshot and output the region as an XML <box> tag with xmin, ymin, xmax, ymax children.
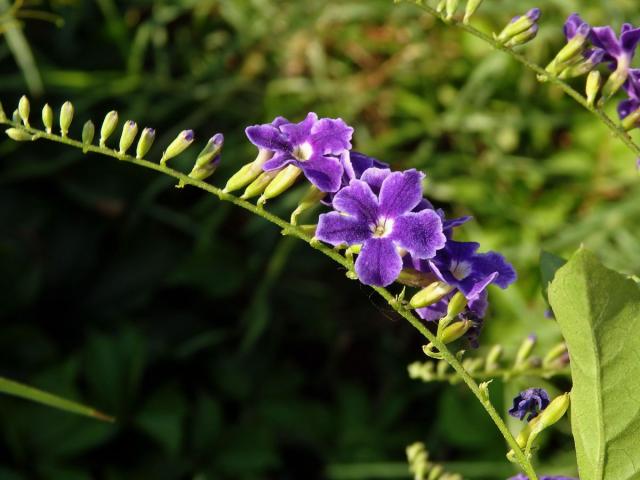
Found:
<box><xmin>245</xmin><ymin>112</ymin><xmax>353</xmax><ymax>193</ymax></box>
<box><xmin>509</xmin><ymin>388</ymin><xmax>550</xmax><ymax>421</ymax></box>
<box><xmin>316</xmin><ymin>168</ymin><xmax>446</xmax><ymax>286</ymax></box>
<box><xmin>589</xmin><ymin>22</ymin><xmax>640</xmax><ymax>100</ymax></box>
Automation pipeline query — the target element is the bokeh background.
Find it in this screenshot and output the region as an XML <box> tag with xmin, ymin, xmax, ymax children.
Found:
<box><xmin>1</xmin><ymin>0</ymin><xmax>639</xmax><ymax>479</ymax></box>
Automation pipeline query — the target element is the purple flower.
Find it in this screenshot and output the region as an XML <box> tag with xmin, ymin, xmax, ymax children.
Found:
<box><xmin>618</xmin><ymin>68</ymin><xmax>640</xmax><ymax>119</ymax></box>
<box><xmin>590</xmin><ymin>23</ymin><xmax>640</xmax><ymax>69</ymax></box>
<box><xmin>316</xmin><ymin>168</ymin><xmax>446</xmax><ymax>286</ymax></box>
<box><xmin>509</xmin><ymin>388</ymin><xmax>550</xmax><ymax>421</ymax></box>
<box><xmin>245</xmin><ymin>112</ymin><xmax>354</xmax><ymax>193</ymax></box>
<box><xmin>414</xmin><ymin>240</ymin><xmax>516</xmax><ymax>302</ymax></box>
<box><xmin>563</xmin><ymin>13</ymin><xmax>591</xmax><ymax>41</ymax></box>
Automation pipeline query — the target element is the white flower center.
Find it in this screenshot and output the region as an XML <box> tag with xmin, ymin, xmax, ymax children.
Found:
<box><xmin>450</xmin><ymin>260</ymin><xmax>472</xmax><ymax>280</ymax></box>
<box><xmin>371</xmin><ymin>217</ymin><xmax>394</xmax><ymax>238</ymax></box>
<box><xmin>293</xmin><ymin>142</ymin><xmax>313</xmax><ymax>161</ymax></box>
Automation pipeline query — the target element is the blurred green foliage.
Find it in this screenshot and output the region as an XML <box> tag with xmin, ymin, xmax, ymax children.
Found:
<box><xmin>1</xmin><ymin>0</ymin><xmax>639</xmax><ymax>478</ymax></box>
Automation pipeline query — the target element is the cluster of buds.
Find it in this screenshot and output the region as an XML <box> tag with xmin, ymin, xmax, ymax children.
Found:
<box><xmin>406</xmin><ymin>442</ymin><xmax>462</xmax><ymax>480</ymax></box>
<box><xmin>2</xmin><ymin>96</ymin><xmax>224</xmax><ymax>187</ymax></box>
<box><xmin>409</xmin><ymin>335</ymin><xmax>570</xmax><ymax>384</ymax></box>
<box><xmin>495</xmin><ymin>8</ymin><xmax>541</xmax><ymax>48</ymax></box>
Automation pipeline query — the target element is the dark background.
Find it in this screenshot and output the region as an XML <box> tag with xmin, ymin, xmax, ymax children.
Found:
<box><xmin>1</xmin><ymin>1</ymin><xmax>638</xmax><ymax>479</ymax></box>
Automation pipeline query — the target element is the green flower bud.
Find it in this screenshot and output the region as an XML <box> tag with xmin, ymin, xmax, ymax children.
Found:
<box><xmin>82</xmin><ymin>120</ymin><xmax>95</xmax><ymax>151</ymax></box>
<box><xmin>258</xmin><ymin>164</ymin><xmax>302</xmax><ymax>205</ymax></box>
<box><xmin>445</xmin><ymin>0</ymin><xmax>459</xmax><ymax>21</ymax></box>
<box><xmin>439</xmin><ymin>319</ymin><xmax>472</xmax><ymax>344</ymax></box>
<box><xmin>59</xmin><ymin>101</ymin><xmax>74</xmax><ymax>137</ymax></box>
<box><xmin>485</xmin><ymin>344</ymin><xmax>503</xmax><ymax>372</ymax></box>
<box><xmin>504</xmin><ymin>24</ymin><xmax>539</xmax><ymax>48</ymax></box>
<box><xmin>428</xmin><ymin>465</ymin><xmax>443</xmax><ymax>480</ymax></box>
<box><xmin>223</xmin><ymin>149</ymin><xmax>273</xmax><ymax>193</ymax></box>
<box><xmin>5</xmin><ymin>128</ymin><xmax>33</xmax><ymax>141</ymax></box>
<box><xmin>586</xmin><ymin>70</ymin><xmax>602</xmax><ymax>107</ymax></box>
<box><xmin>409</xmin><ymin>281</ymin><xmax>454</xmax><ymax>309</ymax></box>
<box><xmin>446</xmin><ymin>291</ymin><xmax>467</xmax><ymax>319</ymax></box>
<box><xmin>542</xmin><ymin>342</ymin><xmax>569</xmax><ymax>369</ymax></box>
<box><xmin>100</xmin><ymin>110</ymin><xmax>119</xmax><ymax>147</ymax></box>
<box><xmin>496</xmin><ymin>9</ymin><xmax>540</xmax><ymax>44</ymax></box>
<box><xmin>463</xmin><ymin>0</ymin><xmax>484</xmax><ymax>24</ymax></box>
<box><xmin>600</xmin><ymin>61</ymin><xmax>630</xmax><ymax>106</ymax></box>
<box><xmin>436</xmin><ymin>0</ymin><xmax>446</xmax><ymax>13</ymax></box>
<box><xmin>514</xmin><ymin>334</ymin><xmax>536</xmax><ymax>368</ymax></box>
<box><xmin>241</xmin><ymin>170</ymin><xmax>279</xmax><ymax>199</ymax></box>
<box><xmin>436</xmin><ymin>359</ymin><xmax>449</xmax><ymax>376</ymax></box>
<box><xmin>553</xmin><ymin>23</ymin><xmax>590</xmax><ymax>65</ymax></box>
<box><xmin>12</xmin><ymin>109</ymin><xmax>20</xmax><ymax>123</ymax></box>
<box><xmin>118</xmin><ymin>120</ymin><xmax>138</xmax><ymax>154</ymax></box>
<box><xmin>42</xmin><ymin>104</ymin><xmax>53</xmax><ymax>134</ymax></box>
<box><xmin>525</xmin><ymin>393</ymin><xmax>570</xmax><ymax>451</ymax></box>
<box><xmin>397</xmin><ymin>268</ymin><xmax>435</xmax><ymax>288</ymax></box>
<box><xmin>291</xmin><ymin>185</ymin><xmax>326</xmax><ymax>224</ymax></box>
<box><xmin>0</xmin><ymin>101</ymin><xmax>6</xmax><ymax>121</ymax></box>
<box><xmin>18</xmin><ymin>95</ymin><xmax>30</xmax><ymax>127</ymax></box>
<box><xmin>177</xmin><ymin>133</ymin><xmax>224</xmax><ymax>187</ymax></box>
<box><xmin>160</xmin><ymin>129</ymin><xmax>194</xmax><ymax>165</ymax></box>
<box><xmin>136</xmin><ymin>127</ymin><xmax>156</xmax><ymax>159</ymax></box>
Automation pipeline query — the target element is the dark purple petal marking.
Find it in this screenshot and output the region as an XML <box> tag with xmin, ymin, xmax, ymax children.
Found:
<box><xmin>332</xmin><ymin>179</ymin><xmax>379</xmax><ymax>224</ymax></box>
<box><xmin>378</xmin><ymin>169</ymin><xmax>424</xmax><ymax>217</ymax></box>
<box><xmin>246</xmin><ymin>124</ymin><xmax>292</xmax><ymax>152</ymax></box>
<box><xmin>316</xmin><ymin>212</ymin><xmax>372</xmax><ymax>246</ymax></box>
<box><xmin>355</xmin><ymin>237</ymin><xmax>402</xmax><ymax>286</ymax></box>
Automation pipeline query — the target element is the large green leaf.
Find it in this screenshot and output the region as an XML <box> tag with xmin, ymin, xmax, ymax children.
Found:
<box><xmin>548</xmin><ymin>249</ymin><xmax>640</xmax><ymax>480</ymax></box>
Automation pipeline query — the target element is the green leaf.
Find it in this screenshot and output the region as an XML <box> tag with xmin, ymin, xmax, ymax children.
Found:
<box><xmin>0</xmin><ymin>376</ymin><xmax>114</xmax><ymax>422</ymax></box>
<box><xmin>539</xmin><ymin>250</ymin><xmax>566</xmax><ymax>303</ymax></box>
<box><xmin>548</xmin><ymin>249</ymin><xmax>640</xmax><ymax>480</ymax></box>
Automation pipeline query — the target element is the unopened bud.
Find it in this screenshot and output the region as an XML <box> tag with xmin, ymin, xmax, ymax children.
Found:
<box><xmin>100</xmin><ymin>110</ymin><xmax>119</xmax><ymax>147</ymax></box>
<box><xmin>496</xmin><ymin>8</ymin><xmax>540</xmax><ymax>44</ymax></box>
<box><xmin>436</xmin><ymin>359</ymin><xmax>449</xmax><ymax>376</ymax></box>
<box><xmin>241</xmin><ymin>170</ymin><xmax>279</xmax><ymax>199</ymax></box>
<box><xmin>553</xmin><ymin>23</ymin><xmax>591</xmax><ymax>65</ymax></box>
<box><xmin>559</xmin><ymin>49</ymin><xmax>605</xmax><ymax>79</ymax></box>
<box><xmin>258</xmin><ymin>164</ymin><xmax>302</xmax><ymax>205</ymax></box>
<box><xmin>136</xmin><ymin>127</ymin><xmax>155</xmax><ymax>159</ymax></box>
<box><xmin>526</xmin><ymin>393</ymin><xmax>570</xmax><ymax>450</ymax></box>
<box><xmin>0</xmin><ymin>101</ymin><xmax>6</xmax><ymax>121</ymax></box>
<box><xmin>59</xmin><ymin>101</ymin><xmax>74</xmax><ymax>137</ymax></box>
<box><xmin>291</xmin><ymin>185</ymin><xmax>326</xmax><ymax>224</ymax></box>
<box><xmin>600</xmin><ymin>61</ymin><xmax>631</xmax><ymax>105</ymax></box>
<box><xmin>504</xmin><ymin>24</ymin><xmax>539</xmax><ymax>47</ymax></box>
<box><xmin>42</xmin><ymin>104</ymin><xmax>53</xmax><ymax>133</ymax></box>
<box><xmin>12</xmin><ymin>109</ymin><xmax>20</xmax><ymax>123</ymax></box>
<box><xmin>436</xmin><ymin>0</ymin><xmax>446</xmax><ymax>13</ymax></box>
<box><xmin>440</xmin><ymin>319</ymin><xmax>472</xmax><ymax>344</ymax></box>
<box><xmin>485</xmin><ymin>344</ymin><xmax>503</xmax><ymax>372</ymax></box>
<box><xmin>409</xmin><ymin>281</ymin><xmax>454</xmax><ymax>309</ymax></box>
<box><xmin>397</xmin><ymin>268</ymin><xmax>435</xmax><ymax>288</ymax></box>
<box><xmin>118</xmin><ymin>120</ymin><xmax>138</xmax><ymax>154</ymax></box>
<box><xmin>514</xmin><ymin>334</ymin><xmax>536</xmax><ymax>368</ymax></box>
<box><xmin>463</xmin><ymin>0</ymin><xmax>484</xmax><ymax>24</ymax></box>
<box><xmin>428</xmin><ymin>465</ymin><xmax>443</xmax><ymax>480</ymax></box>
<box><xmin>5</xmin><ymin>128</ymin><xmax>33</xmax><ymax>141</ymax></box>
<box><xmin>223</xmin><ymin>149</ymin><xmax>273</xmax><ymax>193</ymax></box>
<box><xmin>542</xmin><ymin>342</ymin><xmax>569</xmax><ymax>369</ymax></box>
<box><xmin>622</xmin><ymin>107</ymin><xmax>640</xmax><ymax>131</ymax></box>
<box><xmin>18</xmin><ymin>95</ymin><xmax>30</xmax><ymax>127</ymax></box>
<box><xmin>446</xmin><ymin>291</ymin><xmax>467</xmax><ymax>319</ymax></box>
<box><xmin>82</xmin><ymin>120</ymin><xmax>95</xmax><ymax>150</ymax></box>
<box><xmin>178</xmin><ymin>133</ymin><xmax>224</xmax><ymax>187</ymax></box>
<box><xmin>445</xmin><ymin>0</ymin><xmax>459</xmax><ymax>21</ymax></box>
<box><xmin>586</xmin><ymin>70</ymin><xmax>602</xmax><ymax>107</ymax></box>
<box><xmin>161</xmin><ymin>129</ymin><xmax>194</xmax><ymax>165</ymax></box>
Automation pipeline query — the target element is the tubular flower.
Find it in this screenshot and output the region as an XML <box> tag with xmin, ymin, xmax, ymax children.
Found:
<box><xmin>508</xmin><ymin>388</ymin><xmax>550</xmax><ymax>421</ymax></box>
<box><xmin>316</xmin><ymin>168</ymin><xmax>446</xmax><ymax>286</ymax></box>
<box><xmin>245</xmin><ymin>112</ymin><xmax>353</xmax><ymax>193</ymax></box>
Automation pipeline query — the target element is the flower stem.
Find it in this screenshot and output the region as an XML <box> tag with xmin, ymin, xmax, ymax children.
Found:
<box><xmin>0</xmin><ymin>118</ymin><xmax>539</xmax><ymax>479</ymax></box>
<box><xmin>400</xmin><ymin>0</ymin><xmax>640</xmax><ymax>159</ymax></box>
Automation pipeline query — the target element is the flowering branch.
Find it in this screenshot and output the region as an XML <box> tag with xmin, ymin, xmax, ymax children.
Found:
<box><xmin>0</xmin><ymin>113</ymin><xmax>540</xmax><ymax>480</ymax></box>
<box><xmin>399</xmin><ymin>0</ymin><xmax>640</xmax><ymax>159</ymax></box>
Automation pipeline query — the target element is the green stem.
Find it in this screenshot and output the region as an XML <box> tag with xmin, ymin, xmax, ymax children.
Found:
<box><xmin>401</xmin><ymin>0</ymin><xmax>640</xmax><ymax>159</ymax></box>
<box><xmin>412</xmin><ymin>365</ymin><xmax>571</xmax><ymax>383</ymax></box>
<box><xmin>0</xmin><ymin>118</ymin><xmax>538</xmax><ymax>479</ymax></box>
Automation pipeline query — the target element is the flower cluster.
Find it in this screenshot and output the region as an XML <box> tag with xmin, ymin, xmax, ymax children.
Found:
<box><xmin>245</xmin><ymin>113</ymin><xmax>517</xmax><ymax>346</ymax></box>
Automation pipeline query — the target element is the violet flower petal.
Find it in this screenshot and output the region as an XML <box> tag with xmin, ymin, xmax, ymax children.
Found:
<box><xmin>316</xmin><ymin>212</ymin><xmax>372</xmax><ymax>246</ymax></box>
<box><xmin>378</xmin><ymin>169</ymin><xmax>424</xmax><ymax>217</ymax></box>
<box><xmin>301</xmin><ymin>154</ymin><xmax>344</xmax><ymax>192</ymax></box>
<box><xmin>245</xmin><ymin>124</ymin><xmax>292</xmax><ymax>152</ymax></box>
<box><xmin>360</xmin><ymin>167</ymin><xmax>392</xmax><ymax>195</ymax></box>
<box><xmin>391</xmin><ymin>210</ymin><xmax>445</xmax><ymax>259</ymax></box>
<box><xmin>355</xmin><ymin>237</ymin><xmax>403</xmax><ymax>286</ymax></box>
<box><xmin>332</xmin><ymin>179</ymin><xmax>379</xmax><ymax>224</ymax></box>
<box><xmin>279</xmin><ymin>112</ymin><xmax>317</xmax><ymax>146</ymax></box>
<box><xmin>310</xmin><ymin>118</ymin><xmax>354</xmax><ymax>155</ymax></box>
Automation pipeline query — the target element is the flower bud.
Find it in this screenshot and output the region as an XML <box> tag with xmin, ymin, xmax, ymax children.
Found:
<box><xmin>600</xmin><ymin>60</ymin><xmax>631</xmax><ymax>105</ymax></box>
<box><xmin>553</xmin><ymin>23</ymin><xmax>591</xmax><ymax>65</ymax></box>
<box><xmin>18</xmin><ymin>95</ymin><xmax>30</xmax><ymax>127</ymax></box>
<box><xmin>42</xmin><ymin>104</ymin><xmax>53</xmax><ymax>134</ymax></box>
<box><xmin>177</xmin><ymin>133</ymin><xmax>224</xmax><ymax>187</ymax></box>
<box><xmin>82</xmin><ymin>120</ymin><xmax>95</xmax><ymax>150</ymax></box>
<box><xmin>622</xmin><ymin>107</ymin><xmax>640</xmax><ymax>131</ymax></box>
<box><xmin>558</xmin><ymin>49</ymin><xmax>605</xmax><ymax>79</ymax></box>
<box><xmin>439</xmin><ymin>319</ymin><xmax>472</xmax><ymax>344</ymax></box>
<box><xmin>12</xmin><ymin>109</ymin><xmax>20</xmax><ymax>123</ymax></box>
<box><xmin>118</xmin><ymin>120</ymin><xmax>138</xmax><ymax>154</ymax></box>
<box><xmin>5</xmin><ymin>128</ymin><xmax>33</xmax><ymax>141</ymax></box>
<box><xmin>446</xmin><ymin>291</ymin><xmax>467</xmax><ymax>319</ymax></box>
<box><xmin>223</xmin><ymin>149</ymin><xmax>273</xmax><ymax>193</ymax></box>
<box><xmin>161</xmin><ymin>129</ymin><xmax>194</xmax><ymax>165</ymax></box>
<box><xmin>409</xmin><ymin>281</ymin><xmax>454</xmax><ymax>309</ymax></box>
<box><xmin>542</xmin><ymin>342</ymin><xmax>569</xmax><ymax>369</ymax></box>
<box><xmin>514</xmin><ymin>334</ymin><xmax>536</xmax><ymax>368</ymax></box>
<box><xmin>241</xmin><ymin>170</ymin><xmax>279</xmax><ymax>199</ymax></box>
<box><xmin>59</xmin><ymin>101</ymin><xmax>74</xmax><ymax>137</ymax></box>
<box><xmin>586</xmin><ymin>70</ymin><xmax>602</xmax><ymax>107</ymax></box>
<box><xmin>428</xmin><ymin>465</ymin><xmax>443</xmax><ymax>480</ymax></box>
<box><xmin>258</xmin><ymin>164</ymin><xmax>302</xmax><ymax>205</ymax></box>
<box><xmin>397</xmin><ymin>268</ymin><xmax>435</xmax><ymax>288</ymax></box>
<box><xmin>526</xmin><ymin>393</ymin><xmax>570</xmax><ymax>450</ymax></box>
<box><xmin>436</xmin><ymin>359</ymin><xmax>449</xmax><ymax>376</ymax></box>
<box><xmin>0</xmin><ymin>101</ymin><xmax>6</xmax><ymax>121</ymax></box>
<box><xmin>496</xmin><ymin>8</ymin><xmax>541</xmax><ymax>44</ymax></box>
<box><xmin>136</xmin><ymin>127</ymin><xmax>155</xmax><ymax>159</ymax></box>
<box><xmin>504</xmin><ymin>24</ymin><xmax>539</xmax><ymax>47</ymax></box>
<box><xmin>485</xmin><ymin>344</ymin><xmax>503</xmax><ymax>372</ymax></box>
<box><xmin>100</xmin><ymin>110</ymin><xmax>119</xmax><ymax>147</ymax></box>
<box><xmin>436</xmin><ymin>0</ymin><xmax>446</xmax><ymax>13</ymax></box>
<box><xmin>445</xmin><ymin>0</ymin><xmax>459</xmax><ymax>21</ymax></box>
<box><xmin>291</xmin><ymin>185</ymin><xmax>326</xmax><ymax>224</ymax></box>
<box><xmin>463</xmin><ymin>0</ymin><xmax>483</xmax><ymax>24</ymax></box>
